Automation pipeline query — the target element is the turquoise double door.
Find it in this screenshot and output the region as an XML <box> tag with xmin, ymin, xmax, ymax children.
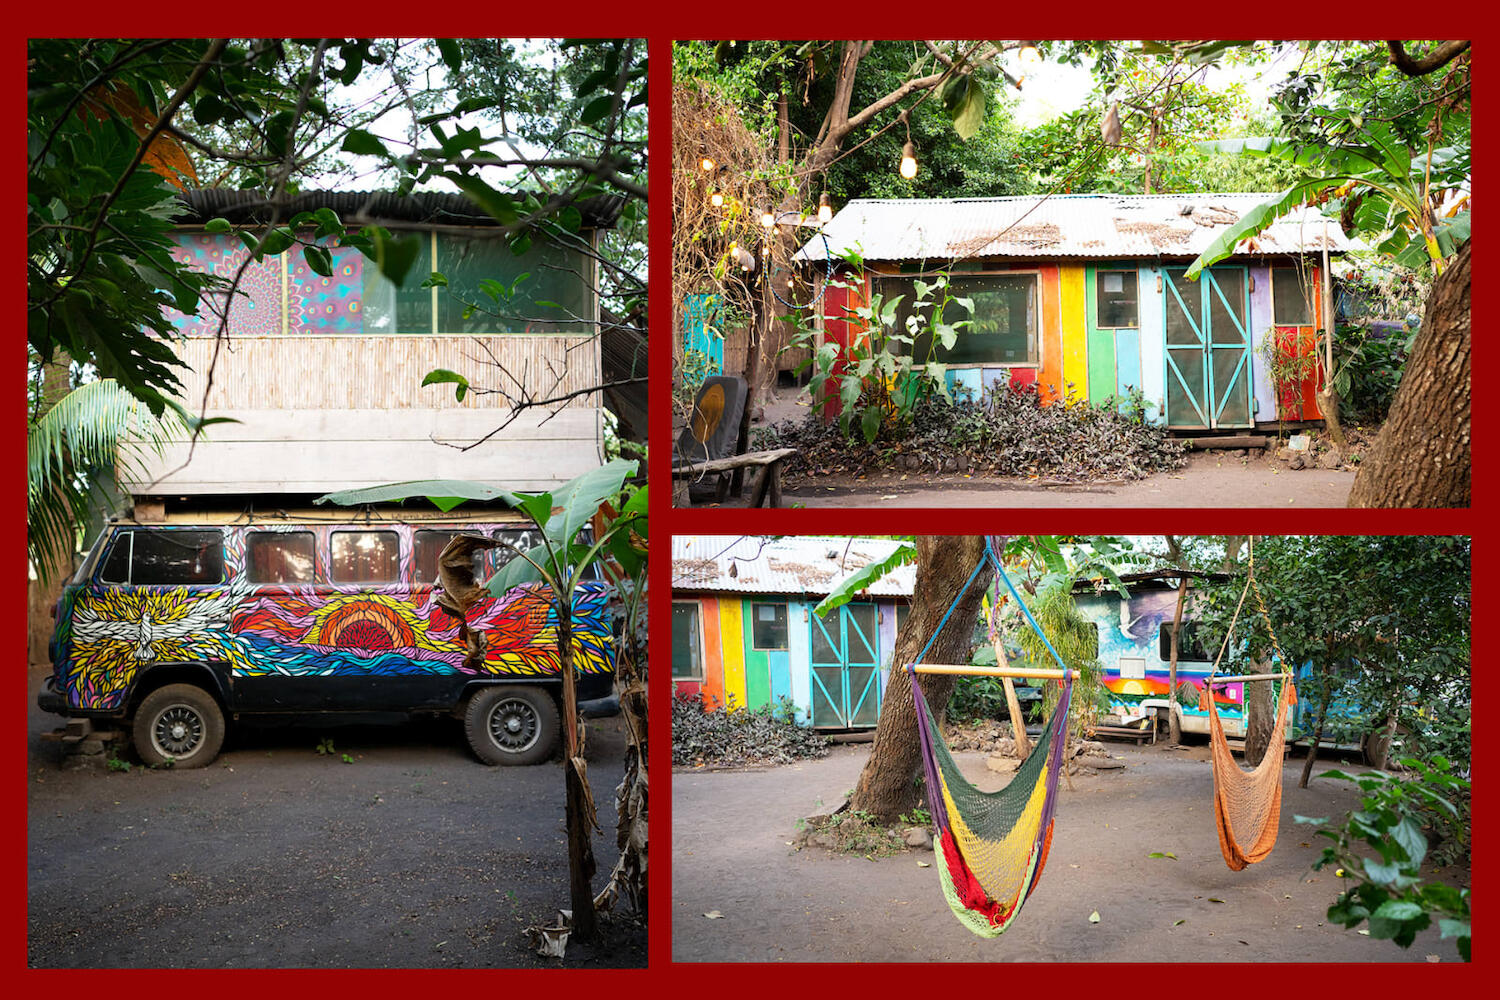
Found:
<box><xmin>810</xmin><ymin>603</ymin><xmax>881</xmax><ymax>729</ymax></box>
<box><xmin>1163</xmin><ymin>267</ymin><xmax>1253</xmax><ymax>429</ymax></box>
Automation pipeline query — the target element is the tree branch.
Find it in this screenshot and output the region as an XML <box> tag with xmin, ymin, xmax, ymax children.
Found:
<box><xmin>1387</xmin><ymin>40</ymin><xmax>1470</xmax><ymax>77</ymax></box>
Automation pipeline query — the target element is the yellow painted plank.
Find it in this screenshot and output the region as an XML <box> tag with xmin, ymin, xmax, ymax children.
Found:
<box><xmin>1060</xmin><ymin>265</ymin><xmax>1088</xmax><ymax>402</ymax></box>
<box><xmin>720</xmin><ymin>599</ymin><xmax>748</xmax><ymax>711</ymax></box>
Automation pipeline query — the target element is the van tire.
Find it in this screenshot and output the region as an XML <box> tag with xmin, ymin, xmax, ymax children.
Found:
<box><xmin>464</xmin><ymin>686</ymin><xmax>559</xmax><ymax>766</ymax></box>
<box><xmin>132</xmin><ymin>684</ymin><xmax>225</xmax><ymax>769</ymax></box>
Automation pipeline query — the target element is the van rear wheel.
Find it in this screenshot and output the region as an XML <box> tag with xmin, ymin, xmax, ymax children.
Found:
<box><xmin>132</xmin><ymin>684</ymin><xmax>225</xmax><ymax>768</ymax></box>
<box><xmin>464</xmin><ymin>686</ymin><xmax>559</xmax><ymax>766</ymax></box>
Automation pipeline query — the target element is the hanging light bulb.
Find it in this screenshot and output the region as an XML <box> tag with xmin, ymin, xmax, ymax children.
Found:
<box><xmin>698</xmin><ymin>142</ymin><xmax>715</xmax><ymax>172</ymax></box>
<box><xmin>710</xmin><ymin>191</ymin><xmax>724</xmax><ymax>208</ymax></box>
<box><xmin>1018</xmin><ymin>41</ymin><xmax>1042</xmax><ymax>69</ymax></box>
<box><xmin>817</xmin><ymin>192</ymin><xmax>832</xmax><ymax>224</ymax></box>
<box><xmin>899</xmin><ymin>141</ymin><xmax>918</xmax><ymax>179</ymax></box>
<box><xmin>760</xmin><ymin>206</ymin><xmax>775</xmax><ymax>228</ymax></box>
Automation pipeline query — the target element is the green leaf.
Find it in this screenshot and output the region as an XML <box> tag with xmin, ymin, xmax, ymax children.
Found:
<box><xmin>813</xmin><ymin>543</ymin><xmax>918</xmax><ymax>619</ymax></box>
<box><xmin>1371</xmin><ymin>900</ymin><xmax>1423</xmax><ymax>921</ymax></box>
<box><xmin>204</xmin><ymin>217</ymin><xmax>233</xmax><ymax>234</ymax></box>
<box><xmin>450</xmin><ymin>174</ymin><xmax>517</xmax><ymax>225</ymax></box>
<box><xmin>367</xmin><ymin>229</ymin><xmax>422</xmax><ymax>287</ymax></box>
<box><xmin>420</xmin><ymin>368</ymin><xmax>470</xmax><ymax>403</ymax></box>
<box><xmin>1147</xmin><ymin>851</ymin><xmax>1178</xmax><ymax>860</ymax></box>
<box><xmin>435</xmin><ymin>38</ymin><xmax>462</xmax><ymax>72</ymax></box>
<box><xmin>580</xmin><ymin>95</ymin><xmax>615</xmax><ymax>126</ymax></box>
<box><xmin>488</xmin><ymin>458</ymin><xmax>640</xmax><ymax>592</ymax></box>
<box><xmin>302</xmin><ymin>244</ymin><xmax>333</xmax><ymax>277</ymax></box>
<box><xmin>315</xmin><ymin>480</ymin><xmax>506</xmax><ymax>508</ymax></box>
<box><xmin>341</xmin><ymin>129</ymin><xmax>390</xmax><ymax>158</ymax></box>
<box><xmin>1363</xmin><ymin>857</ymin><xmax>1402</xmax><ymax>886</ymax></box>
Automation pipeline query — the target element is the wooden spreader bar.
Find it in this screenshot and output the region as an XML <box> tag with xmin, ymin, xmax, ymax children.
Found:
<box><xmin>909</xmin><ymin>663</ymin><xmax>1071</xmax><ymax>680</ymax></box>
<box><xmin>1205</xmin><ymin>672</ymin><xmax>1292</xmax><ymax>685</ymax></box>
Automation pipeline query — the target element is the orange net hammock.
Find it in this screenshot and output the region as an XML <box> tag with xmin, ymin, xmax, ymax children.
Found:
<box><xmin>1200</xmin><ymin>678</ymin><xmax>1296</xmax><ymax>869</ymax></box>
<box><xmin>1202</xmin><ymin>538</ymin><xmax>1298</xmax><ymax>871</ymax></box>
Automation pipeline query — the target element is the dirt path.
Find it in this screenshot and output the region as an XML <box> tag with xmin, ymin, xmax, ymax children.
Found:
<box><xmin>744</xmin><ymin>452</ymin><xmax>1354</xmax><ymax>508</ymax></box>
<box><xmin>671</xmin><ymin>743</ymin><xmax>1466</xmax><ymax>962</ymax></box>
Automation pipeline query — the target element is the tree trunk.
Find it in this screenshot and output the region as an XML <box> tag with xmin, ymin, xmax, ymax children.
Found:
<box><xmin>1298</xmin><ymin>684</ymin><xmax>1332</xmax><ymax>789</ymax></box>
<box><xmin>1347</xmin><ymin>239</ymin><xmax>1470</xmax><ymax>507</ymax></box>
<box><xmin>1243</xmin><ymin>674</ymin><xmax>1274</xmax><ymax>767</ymax></box>
<box><xmin>847</xmin><ymin>536</ymin><xmax>992</xmax><ymax>823</ymax></box>
<box><xmin>29</xmin><ymin>354</ymin><xmax>74</xmax><ymax>668</ymax></box>
<box><xmin>1166</xmin><ymin>576</ymin><xmax>1188</xmax><ymax>745</ymax></box>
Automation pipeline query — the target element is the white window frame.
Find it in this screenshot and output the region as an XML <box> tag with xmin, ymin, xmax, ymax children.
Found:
<box><xmin>875</xmin><ymin>267</ymin><xmax>1045</xmax><ymax>369</ymax></box>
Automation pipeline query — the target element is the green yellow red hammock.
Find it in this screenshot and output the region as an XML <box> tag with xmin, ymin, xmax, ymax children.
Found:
<box><xmin>907</xmin><ymin>538</ymin><xmax>1073</xmax><ymax>937</ymax></box>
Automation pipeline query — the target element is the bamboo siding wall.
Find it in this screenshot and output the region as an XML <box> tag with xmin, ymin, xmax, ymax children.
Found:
<box><xmin>173</xmin><ymin>336</ymin><xmax>602</xmax><ymax>411</ymax></box>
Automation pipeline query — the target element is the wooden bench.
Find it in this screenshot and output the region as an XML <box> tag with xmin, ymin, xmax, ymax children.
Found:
<box><xmin>1089</xmin><ymin>723</ymin><xmax>1156</xmax><ymax>745</ymax></box>
<box><xmin>672</xmin><ymin>448</ymin><xmax>798</xmax><ymax>508</ymax></box>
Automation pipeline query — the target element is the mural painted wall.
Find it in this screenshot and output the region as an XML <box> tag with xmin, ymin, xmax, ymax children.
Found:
<box><xmin>50</xmin><ymin>525</ymin><xmax>613</xmax><ymax>712</ymax></box>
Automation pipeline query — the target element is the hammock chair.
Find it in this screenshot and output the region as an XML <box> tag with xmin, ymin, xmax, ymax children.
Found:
<box><xmin>1201</xmin><ymin>539</ymin><xmax>1298</xmax><ymax>871</ymax></box>
<box><xmin>907</xmin><ymin>538</ymin><xmax>1074</xmax><ymax>937</ymax></box>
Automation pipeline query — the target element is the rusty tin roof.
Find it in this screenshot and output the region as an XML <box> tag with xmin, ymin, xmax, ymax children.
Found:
<box><xmin>672</xmin><ymin>535</ymin><xmax>916</xmax><ymax>597</ymax></box>
<box><xmin>796</xmin><ymin>193</ymin><xmax>1358</xmax><ymax>263</ymax></box>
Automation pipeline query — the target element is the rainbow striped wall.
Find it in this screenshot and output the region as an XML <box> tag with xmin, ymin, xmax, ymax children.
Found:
<box><xmin>821</xmin><ymin>260</ymin><xmax>1324</xmax><ymax>427</ymax></box>
<box><xmin>674</xmin><ymin>595</ymin><xmax>904</xmax><ymax>726</ymax></box>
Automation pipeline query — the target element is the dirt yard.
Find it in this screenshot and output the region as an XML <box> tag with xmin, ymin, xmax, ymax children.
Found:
<box><xmin>671</xmin><ymin>742</ymin><xmax>1466</xmax><ymax>962</ymax></box>
<box><xmin>716</xmin><ymin>451</ymin><xmax>1355</xmax><ymax>508</ymax></box>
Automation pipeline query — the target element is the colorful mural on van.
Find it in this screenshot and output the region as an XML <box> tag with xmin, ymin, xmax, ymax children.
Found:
<box><xmin>1077</xmin><ymin>588</ymin><xmax>1290</xmax><ymax>735</ymax></box>
<box><xmin>50</xmin><ymin>525</ymin><xmax>613</xmax><ymax>712</ymax></box>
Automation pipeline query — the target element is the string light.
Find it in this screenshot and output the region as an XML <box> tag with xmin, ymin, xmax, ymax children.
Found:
<box><xmin>760</xmin><ymin>206</ymin><xmax>775</xmax><ymax>228</ymax></box>
<box><xmin>698</xmin><ymin>142</ymin><xmax>715</xmax><ymax>172</ymax></box>
<box><xmin>710</xmin><ymin>191</ymin><xmax>724</xmax><ymax>208</ymax></box>
<box><xmin>897</xmin><ymin>108</ymin><xmax>917</xmax><ymax>179</ymax></box>
<box><xmin>900</xmin><ymin>141</ymin><xmax>918</xmax><ymax>179</ymax></box>
<box><xmin>1018</xmin><ymin>42</ymin><xmax>1042</xmax><ymax>69</ymax></box>
<box><xmin>817</xmin><ymin>192</ymin><xmax>832</xmax><ymax>224</ymax></box>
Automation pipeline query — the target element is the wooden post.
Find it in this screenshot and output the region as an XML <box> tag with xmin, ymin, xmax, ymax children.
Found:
<box><xmin>991</xmin><ymin>627</ymin><xmax>1031</xmax><ymax>758</ymax></box>
<box><xmin>1167</xmin><ymin>574</ymin><xmax>1188</xmax><ymax>744</ymax></box>
<box><xmin>558</xmin><ymin>588</ymin><xmax>598</xmax><ymax>941</ymax></box>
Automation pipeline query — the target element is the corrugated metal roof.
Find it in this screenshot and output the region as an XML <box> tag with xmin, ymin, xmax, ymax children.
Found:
<box><xmin>175</xmin><ymin>189</ymin><xmax>624</xmax><ymax>230</ymax></box>
<box><xmin>796</xmin><ymin>193</ymin><xmax>1358</xmax><ymax>262</ymax></box>
<box><xmin>672</xmin><ymin>535</ymin><xmax>916</xmax><ymax>597</ymax></box>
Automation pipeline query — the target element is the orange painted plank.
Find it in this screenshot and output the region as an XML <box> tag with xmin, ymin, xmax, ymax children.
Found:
<box><xmin>698</xmin><ymin>597</ymin><xmax>725</xmax><ymax>709</ymax></box>
<box><xmin>1039</xmin><ymin>265</ymin><xmax>1063</xmax><ymax>402</ymax></box>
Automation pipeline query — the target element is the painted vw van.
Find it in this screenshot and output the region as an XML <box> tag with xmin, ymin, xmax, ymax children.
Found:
<box><xmin>38</xmin><ymin>510</ymin><xmax>615</xmax><ymax>768</ymax></box>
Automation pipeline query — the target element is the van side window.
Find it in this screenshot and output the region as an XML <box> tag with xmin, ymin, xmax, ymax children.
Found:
<box><xmin>492</xmin><ymin>528</ymin><xmax>544</xmax><ymax>570</ymax></box>
<box><xmin>331</xmin><ymin>530</ymin><xmax>401</xmax><ymax>584</ymax></box>
<box><xmin>414</xmin><ymin>530</ymin><xmax>484</xmax><ymax>585</ymax></box>
<box><xmin>99</xmin><ymin>529</ymin><xmax>225</xmax><ymax>585</ymax></box>
<box><xmin>247</xmin><ymin>531</ymin><xmax>317</xmax><ymax>584</ymax></box>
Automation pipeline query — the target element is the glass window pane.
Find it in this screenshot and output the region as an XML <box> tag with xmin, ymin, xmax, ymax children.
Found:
<box><xmin>1208</xmin><ymin>270</ymin><xmax>1247</xmax><ymax>344</ymax></box>
<box><xmin>752</xmin><ymin>602</ymin><xmax>788</xmax><ymax>649</ymax></box>
<box><xmin>414</xmin><ymin>530</ymin><xmax>485</xmax><ymax>586</ymax></box>
<box><xmin>246</xmin><ymin>531</ymin><xmax>316</xmax><ymax>584</ymax></box>
<box><xmin>130</xmin><ymin>530</ymin><xmax>224</xmax><ymax>585</ymax></box>
<box><xmin>672</xmin><ymin>602</ymin><xmax>702</xmax><ymax>678</ymax></box>
<box><xmin>331</xmin><ymin>531</ymin><xmax>401</xmax><ymax>584</ymax></box>
<box><xmin>886</xmin><ymin>273</ymin><xmax>1039</xmax><ymax>365</ymax></box>
<box><xmin>1096</xmin><ymin>270</ymin><xmax>1138</xmax><ymax>328</ymax></box>
<box><xmin>99</xmin><ymin>534</ymin><xmax>131</xmax><ymax>584</ymax></box>
<box><xmin>1272</xmin><ymin>266</ymin><xmax>1313</xmax><ymax>326</ymax></box>
<box><xmin>1159</xmin><ymin>622</ymin><xmax>1210</xmax><ymax>661</ymax></box>
<box><xmin>437</xmin><ymin>233</ymin><xmax>593</xmax><ymax>334</ymax></box>
<box><xmin>360</xmin><ymin>233</ymin><xmax>433</xmax><ymax>334</ymax></box>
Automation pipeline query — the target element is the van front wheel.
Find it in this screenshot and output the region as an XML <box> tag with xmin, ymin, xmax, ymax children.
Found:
<box><xmin>132</xmin><ymin>684</ymin><xmax>225</xmax><ymax>768</ymax></box>
<box><xmin>464</xmin><ymin>686</ymin><xmax>559</xmax><ymax>766</ymax></box>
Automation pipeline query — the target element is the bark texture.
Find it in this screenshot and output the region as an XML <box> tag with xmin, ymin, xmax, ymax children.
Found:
<box><xmin>1243</xmin><ymin>676</ymin><xmax>1275</xmax><ymax>767</ymax></box>
<box><xmin>1348</xmin><ymin>239</ymin><xmax>1470</xmax><ymax>507</ymax></box>
<box><xmin>847</xmin><ymin>536</ymin><xmax>992</xmax><ymax>822</ymax></box>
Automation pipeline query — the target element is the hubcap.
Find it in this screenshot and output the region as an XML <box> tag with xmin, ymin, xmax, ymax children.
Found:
<box><xmin>153</xmin><ymin>705</ymin><xmax>203</xmax><ymax>757</ymax></box>
<box><xmin>489</xmin><ymin>698</ymin><xmax>539</xmax><ymax>753</ymax></box>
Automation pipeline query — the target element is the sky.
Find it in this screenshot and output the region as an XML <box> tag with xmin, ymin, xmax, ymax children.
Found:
<box><xmin>1006</xmin><ymin>42</ymin><xmax>1307</xmax><ymax>129</ymax></box>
